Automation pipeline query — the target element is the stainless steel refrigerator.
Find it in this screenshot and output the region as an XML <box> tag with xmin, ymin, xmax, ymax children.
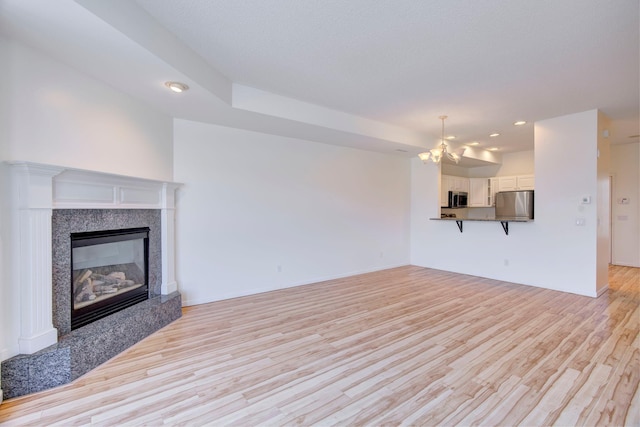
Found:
<box><xmin>495</xmin><ymin>190</ymin><xmax>534</xmax><ymax>219</ymax></box>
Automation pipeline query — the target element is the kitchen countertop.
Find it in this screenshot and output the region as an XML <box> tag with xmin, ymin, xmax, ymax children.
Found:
<box><xmin>430</xmin><ymin>217</ymin><xmax>533</xmax><ymax>222</ymax></box>
<box><xmin>430</xmin><ymin>216</ymin><xmax>533</xmax><ymax>235</ymax></box>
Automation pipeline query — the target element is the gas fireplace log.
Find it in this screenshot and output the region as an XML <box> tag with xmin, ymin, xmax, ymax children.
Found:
<box><xmin>93</xmin><ymin>284</ymin><xmax>116</xmax><ymax>293</ymax></box>
<box><xmin>107</xmin><ymin>272</ymin><xmax>126</xmax><ymax>281</ymax></box>
<box><xmin>90</xmin><ymin>274</ymin><xmax>120</xmax><ymax>285</ymax></box>
<box><xmin>73</xmin><ymin>270</ymin><xmax>92</xmax><ymax>297</ymax></box>
<box><xmin>79</xmin><ymin>292</ymin><xmax>96</xmax><ymax>302</ymax></box>
<box><xmin>73</xmin><ymin>269</ymin><xmax>93</xmax><ymax>298</ymax></box>
<box><xmin>116</xmin><ymin>279</ymin><xmax>135</xmax><ymax>289</ymax></box>
<box><xmin>75</xmin><ymin>278</ymin><xmax>94</xmax><ymax>302</ymax></box>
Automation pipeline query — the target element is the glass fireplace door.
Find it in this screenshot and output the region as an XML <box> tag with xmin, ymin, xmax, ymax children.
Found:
<box><xmin>71</xmin><ymin>227</ymin><xmax>149</xmax><ymax>329</ymax></box>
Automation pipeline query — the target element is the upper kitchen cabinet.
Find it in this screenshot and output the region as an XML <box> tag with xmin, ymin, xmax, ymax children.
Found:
<box><xmin>441</xmin><ymin>175</ymin><xmax>470</xmax><ymax>207</ymax></box>
<box><xmin>450</xmin><ymin>176</ymin><xmax>470</xmax><ymax>192</ymax></box>
<box><xmin>490</xmin><ymin>178</ymin><xmax>499</xmax><ymax>205</ymax></box>
<box><xmin>469</xmin><ymin>178</ymin><xmax>498</xmax><ymax>208</ymax></box>
<box><xmin>497</xmin><ymin>176</ymin><xmax>517</xmax><ymax>191</ymax></box>
<box><xmin>469</xmin><ymin>177</ymin><xmax>500</xmax><ymax>207</ymax></box>
<box><xmin>516</xmin><ymin>175</ymin><xmax>535</xmax><ymax>190</ymax></box>
<box><xmin>498</xmin><ymin>175</ymin><xmax>534</xmax><ymax>191</ymax></box>
<box><xmin>441</xmin><ymin>175</ymin><xmax>450</xmax><ymax>207</ymax></box>
<box><xmin>469</xmin><ymin>178</ymin><xmax>489</xmax><ymax>207</ymax></box>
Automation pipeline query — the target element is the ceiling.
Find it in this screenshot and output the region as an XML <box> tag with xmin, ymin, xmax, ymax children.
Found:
<box><xmin>1</xmin><ymin>0</ymin><xmax>638</xmax><ymax>166</ymax></box>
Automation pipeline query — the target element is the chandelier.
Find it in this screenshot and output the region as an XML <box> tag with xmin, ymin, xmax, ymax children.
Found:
<box><xmin>418</xmin><ymin>115</ymin><xmax>466</xmax><ymax>164</ymax></box>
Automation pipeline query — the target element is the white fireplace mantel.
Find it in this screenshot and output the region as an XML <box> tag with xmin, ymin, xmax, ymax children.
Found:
<box><xmin>7</xmin><ymin>161</ymin><xmax>182</xmax><ymax>355</ymax></box>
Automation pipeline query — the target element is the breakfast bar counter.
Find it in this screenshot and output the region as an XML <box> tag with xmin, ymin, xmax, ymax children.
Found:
<box><xmin>430</xmin><ymin>217</ymin><xmax>534</xmax><ymax>235</ymax></box>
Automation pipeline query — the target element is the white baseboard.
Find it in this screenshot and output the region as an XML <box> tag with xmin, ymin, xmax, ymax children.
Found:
<box><xmin>611</xmin><ymin>262</ymin><xmax>640</xmax><ymax>268</ymax></box>
<box><xmin>182</xmin><ymin>263</ymin><xmax>409</xmax><ymax>307</ymax></box>
<box><xmin>597</xmin><ymin>284</ymin><xmax>609</xmax><ymax>297</ymax></box>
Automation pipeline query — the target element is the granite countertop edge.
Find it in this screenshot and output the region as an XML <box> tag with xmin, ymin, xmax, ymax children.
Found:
<box><xmin>430</xmin><ymin>217</ymin><xmax>534</xmax><ymax>223</ymax></box>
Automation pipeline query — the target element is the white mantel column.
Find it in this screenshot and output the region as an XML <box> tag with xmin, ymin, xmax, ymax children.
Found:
<box><xmin>11</xmin><ymin>163</ymin><xmax>63</xmax><ymax>354</ymax></box>
<box><xmin>161</xmin><ymin>183</ymin><xmax>180</xmax><ymax>294</ymax></box>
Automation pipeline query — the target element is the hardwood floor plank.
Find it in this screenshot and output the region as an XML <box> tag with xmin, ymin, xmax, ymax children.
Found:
<box><xmin>625</xmin><ymin>379</ymin><xmax>640</xmax><ymax>426</ymax></box>
<box><xmin>554</xmin><ymin>362</ymin><xmax>613</xmax><ymax>426</ymax></box>
<box><xmin>585</xmin><ymin>333</ymin><xmax>640</xmax><ymax>426</ymax></box>
<box><xmin>454</xmin><ymin>374</ymin><xmax>523</xmax><ymax>426</ymax></box>
<box><xmin>0</xmin><ymin>265</ymin><xmax>637</xmax><ymax>426</ymax></box>
<box><xmin>519</xmin><ymin>367</ymin><xmax>581</xmax><ymax>426</ymax></box>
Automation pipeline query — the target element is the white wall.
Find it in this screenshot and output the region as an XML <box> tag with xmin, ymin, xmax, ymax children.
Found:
<box><xmin>465</xmin><ymin>150</ymin><xmax>535</xmax><ymax>178</ymax></box>
<box><xmin>0</xmin><ymin>38</ymin><xmax>10</xmax><ymax>372</ymax></box>
<box><xmin>441</xmin><ymin>163</ymin><xmax>470</xmax><ymax>177</ymax></box>
<box><xmin>173</xmin><ymin>120</ymin><xmax>411</xmax><ymax>306</ymax></box>
<box><xmin>611</xmin><ymin>142</ymin><xmax>640</xmax><ymax>267</ymax></box>
<box><xmin>3</xmin><ymin>38</ymin><xmax>173</xmax><ymax>181</ymax></box>
<box><xmin>0</xmin><ymin>38</ymin><xmax>174</xmax><ymax>362</ymax></box>
<box><xmin>596</xmin><ymin>111</ymin><xmax>611</xmax><ymax>293</ymax></box>
<box><xmin>411</xmin><ymin>110</ymin><xmax>604</xmax><ymax>297</ymax></box>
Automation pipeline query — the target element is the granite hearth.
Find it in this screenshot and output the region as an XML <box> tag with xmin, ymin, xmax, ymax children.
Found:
<box><xmin>1</xmin><ymin>291</ymin><xmax>181</xmax><ymax>398</ymax></box>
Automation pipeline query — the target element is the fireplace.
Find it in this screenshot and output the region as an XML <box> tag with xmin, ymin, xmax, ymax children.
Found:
<box><xmin>0</xmin><ymin>162</ymin><xmax>183</xmax><ymax>400</ymax></box>
<box><xmin>71</xmin><ymin>227</ymin><xmax>150</xmax><ymax>330</ymax></box>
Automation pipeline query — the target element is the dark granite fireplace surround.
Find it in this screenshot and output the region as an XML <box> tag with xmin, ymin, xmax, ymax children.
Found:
<box><xmin>1</xmin><ymin>209</ymin><xmax>182</xmax><ymax>399</ymax></box>
<box><xmin>53</xmin><ymin>209</ymin><xmax>163</xmax><ymax>335</ymax></box>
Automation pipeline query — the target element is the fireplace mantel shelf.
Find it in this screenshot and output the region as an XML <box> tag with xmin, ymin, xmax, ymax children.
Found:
<box><xmin>8</xmin><ymin>161</ymin><xmax>182</xmax><ymax>210</ymax></box>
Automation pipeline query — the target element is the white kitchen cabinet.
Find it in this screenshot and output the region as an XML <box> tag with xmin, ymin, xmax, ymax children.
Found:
<box><xmin>498</xmin><ymin>176</ymin><xmax>518</xmax><ymax>191</ymax></box>
<box><xmin>489</xmin><ymin>178</ymin><xmax>499</xmax><ymax>206</ymax></box>
<box><xmin>469</xmin><ymin>178</ymin><xmax>489</xmax><ymax>207</ymax></box>
<box><xmin>498</xmin><ymin>175</ymin><xmax>534</xmax><ymax>191</ymax></box>
<box><xmin>469</xmin><ymin>177</ymin><xmax>500</xmax><ymax>207</ymax></box>
<box><xmin>441</xmin><ymin>175</ymin><xmax>470</xmax><ymax>207</ymax></box>
<box><xmin>516</xmin><ymin>175</ymin><xmax>535</xmax><ymax>190</ymax></box>
<box><xmin>451</xmin><ymin>176</ymin><xmax>470</xmax><ymax>192</ymax></box>
<box><xmin>441</xmin><ymin>175</ymin><xmax>452</xmax><ymax>191</ymax></box>
<box><xmin>440</xmin><ymin>175</ymin><xmax>451</xmax><ymax>207</ymax></box>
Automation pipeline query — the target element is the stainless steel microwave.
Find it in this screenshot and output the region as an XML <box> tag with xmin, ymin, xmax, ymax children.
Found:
<box><xmin>447</xmin><ymin>191</ymin><xmax>468</xmax><ymax>208</ymax></box>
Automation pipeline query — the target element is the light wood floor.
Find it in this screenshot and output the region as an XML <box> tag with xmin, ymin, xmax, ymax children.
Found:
<box><xmin>0</xmin><ymin>265</ymin><xmax>638</xmax><ymax>426</ymax></box>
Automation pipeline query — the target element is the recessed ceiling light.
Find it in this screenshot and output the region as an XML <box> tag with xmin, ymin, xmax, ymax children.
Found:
<box><xmin>488</xmin><ymin>147</ymin><xmax>499</xmax><ymax>151</ymax></box>
<box><xmin>445</xmin><ymin>135</ymin><xmax>456</xmax><ymax>140</ymax></box>
<box><xmin>165</xmin><ymin>81</ymin><xmax>189</xmax><ymax>93</ymax></box>
<box><xmin>513</xmin><ymin>121</ymin><xmax>527</xmax><ymax>126</ymax></box>
<box><xmin>466</xmin><ymin>142</ymin><xmax>479</xmax><ymax>146</ymax></box>
<box><xmin>489</xmin><ymin>133</ymin><xmax>500</xmax><ymax>137</ymax></box>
